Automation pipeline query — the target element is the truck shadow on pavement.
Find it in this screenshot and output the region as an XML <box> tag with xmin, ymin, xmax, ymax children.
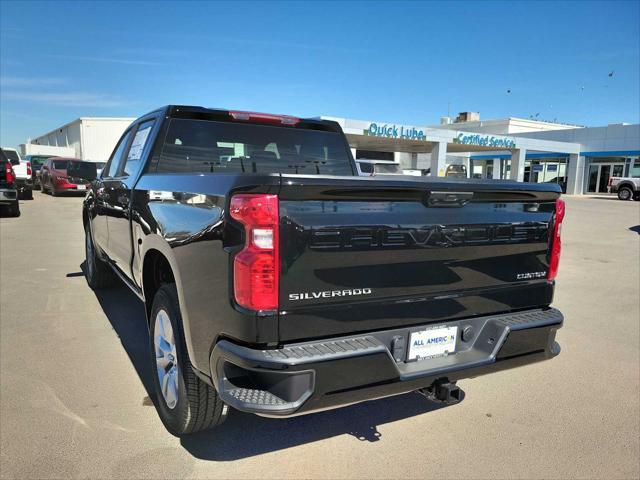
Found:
<box><xmin>85</xmin><ymin>265</ymin><xmax>460</xmax><ymax>461</ymax></box>
<box><xmin>181</xmin><ymin>392</ymin><xmax>453</xmax><ymax>461</ymax></box>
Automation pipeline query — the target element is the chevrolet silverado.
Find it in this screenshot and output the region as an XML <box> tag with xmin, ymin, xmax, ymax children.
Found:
<box><xmin>83</xmin><ymin>105</ymin><xmax>565</xmax><ymax>436</ymax></box>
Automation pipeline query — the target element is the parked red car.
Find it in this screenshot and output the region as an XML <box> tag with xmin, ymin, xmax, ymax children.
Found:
<box><xmin>40</xmin><ymin>158</ymin><xmax>97</xmax><ymax>196</ymax></box>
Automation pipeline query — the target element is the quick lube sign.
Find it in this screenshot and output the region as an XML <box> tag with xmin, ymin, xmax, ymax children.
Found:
<box><xmin>365</xmin><ymin>123</ymin><xmax>426</xmax><ymax>141</ymax></box>
<box><xmin>454</xmin><ymin>133</ymin><xmax>516</xmax><ymax>149</ymax></box>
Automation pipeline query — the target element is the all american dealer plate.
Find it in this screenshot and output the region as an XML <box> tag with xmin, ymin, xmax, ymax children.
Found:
<box><xmin>408</xmin><ymin>325</ymin><xmax>458</xmax><ymax>361</ymax></box>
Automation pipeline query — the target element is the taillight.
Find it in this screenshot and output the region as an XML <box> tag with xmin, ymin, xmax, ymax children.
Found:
<box><xmin>229</xmin><ymin>110</ymin><xmax>300</xmax><ymax>126</ymax></box>
<box><xmin>547</xmin><ymin>198</ymin><xmax>565</xmax><ymax>281</ymax></box>
<box><xmin>26</xmin><ymin>161</ymin><xmax>32</xmax><ymax>176</ymax></box>
<box><xmin>5</xmin><ymin>163</ymin><xmax>15</xmax><ymax>184</ymax></box>
<box><xmin>230</xmin><ymin>194</ymin><xmax>279</xmax><ymax>311</ymax></box>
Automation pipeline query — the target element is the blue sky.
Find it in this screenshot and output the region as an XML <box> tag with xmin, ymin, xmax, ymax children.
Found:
<box><xmin>1</xmin><ymin>0</ymin><xmax>639</xmax><ymax>148</ymax></box>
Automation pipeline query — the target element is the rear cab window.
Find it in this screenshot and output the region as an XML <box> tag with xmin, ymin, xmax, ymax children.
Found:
<box><xmin>3</xmin><ymin>150</ymin><xmax>20</xmax><ymax>166</ymax></box>
<box><xmin>28</xmin><ymin>156</ymin><xmax>52</xmax><ymax>167</ymax></box>
<box><xmin>154</xmin><ymin>118</ymin><xmax>354</xmax><ymax>175</ymax></box>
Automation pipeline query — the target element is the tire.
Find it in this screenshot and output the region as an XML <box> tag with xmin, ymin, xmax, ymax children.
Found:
<box><xmin>84</xmin><ymin>222</ymin><xmax>116</xmax><ymax>289</ymax></box>
<box><xmin>24</xmin><ymin>190</ymin><xmax>33</xmax><ymax>200</ymax></box>
<box><xmin>5</xmin><ymin>202</ymin><xmax>20</xmax><ymax>217</ymax></box>
<box><xmin>617</xmin><ymin>187</ymin><xmax>633</xmax><ymax>201</ymax></box>
<box><xmin>149</xmin><ymin>283</ymin><xmax>227</xmax><ymax>436</ymax></box>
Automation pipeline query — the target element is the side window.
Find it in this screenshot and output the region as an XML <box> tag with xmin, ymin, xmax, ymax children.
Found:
<box><xmin>121</xmin><ymin>120</ymin><xmax>155</xmax><ymax>177</ymax></box>
<box><xmin>103</xmin><ymin>129</ymin><xmax>133</xmax><ymax>178</ymax></box>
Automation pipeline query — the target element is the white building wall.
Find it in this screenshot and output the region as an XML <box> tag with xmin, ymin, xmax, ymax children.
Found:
<box><xmin>512</xmin><ymin>124</ymin><xmax>640</xmax><ymax>152</ymax></box>
<box><xmin>65</xmin><ymin>123</ymin><xmax>82</xmax><ymax>158</ymax></box>
<box><xmin>32</xmin><ymin>120</ymin><xmax>83</xmax><ymax>157</ymax></box>
<box><xmin>433</xmin><ymin>118</ymin><xmax>580</xmax><ymax>135</ymax></box>
<box><xmin>31</xmin><ymin>117</ymin><xmax>134</xmax><ymax>161</ymax></box>
<box><xmin>19</xmin><ymin>143</ymin><xmax>75</xmax><ymax>157</ymax></box>
<box><xmin>80</xmin><ymin>119</ymin><xmax>133</xmax><ymax>161</ymax></box>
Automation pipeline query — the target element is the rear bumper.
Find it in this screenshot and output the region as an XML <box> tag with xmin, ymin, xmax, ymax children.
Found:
<box><xmin>0</xmin><ymin>188</ymin><xmax>18</xmax><ymax>204</ymax></box>
<box><xmin>210</xmin><ymin>307</ymin><xmax>563</xmax><ymax>417</ymax></box>
<box><xmin>15</xmin><ymin>178</ymin><xmax>33</xmax><ymax>192</ymax></box>
<box><xmin>55</xmin><ymin>182</ymin><xmax>90</xmax><ymax>194</ymax></box>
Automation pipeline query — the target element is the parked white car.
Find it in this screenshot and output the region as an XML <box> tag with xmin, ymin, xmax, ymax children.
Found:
<box><xmin>355</xmin><ymin>159</ymin><xmax>405</xmax><ymax>176</ymax></box>
<box><xmin>1</xmin><ymin>148</ymin><xmax>33</xmax><ymax>199</ymax></box>
<box><xmin>401</xmin><ymin>169</ymin><xmax>424</xmax><ymax>176</ymax></box>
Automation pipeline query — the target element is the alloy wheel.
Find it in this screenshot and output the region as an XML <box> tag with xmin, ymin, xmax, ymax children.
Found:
<box><xmin>154</xmin><ymin>309</ymin><xmax>179</xmax><ymax>409</ymax></box>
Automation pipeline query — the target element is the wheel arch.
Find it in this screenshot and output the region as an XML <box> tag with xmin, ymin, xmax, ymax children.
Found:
<box><xmin>140</xmin><ymin>241</ymin><xmax>204</xmax><ymax>376</ymax></box>
<box><xmin>82</xmin><ymin>207</ymin><xmax>89</xmax><ymax>227</ymax></box>
<box><xmin>142</xmin><ymin>248</ymin><xmax>176</xmax><ymax>321</ymax></box>
<box><xmin>618</xmin><ymin>182</ymin><xmax>636</xmax><ymax>192</ymax></box>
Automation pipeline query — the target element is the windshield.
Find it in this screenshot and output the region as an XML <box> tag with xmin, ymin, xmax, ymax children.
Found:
<box><xmin>2</xmin><ymin>150</ymin><xmax>20</xmax><ymax>165</ymax></box>
<box><xmin>155</xmin><ymin>119</ymin><xmax>354</xmax><ymax>175</ymax></box>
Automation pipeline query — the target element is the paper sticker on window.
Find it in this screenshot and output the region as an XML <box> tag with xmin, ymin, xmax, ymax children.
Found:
<box><xmin>127</xmin><ymin>125</ymin><xmax>152</xmax><ymax>161</ymax></box>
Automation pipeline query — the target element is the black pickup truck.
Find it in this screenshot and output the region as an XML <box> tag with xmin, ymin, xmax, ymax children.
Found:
<box><xmin>83</xmin><ymin>105</ymin><xmax>565</xmax><ymax>436</ymax></box>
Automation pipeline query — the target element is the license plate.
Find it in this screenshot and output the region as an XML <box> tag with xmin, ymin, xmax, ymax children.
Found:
<box><xmin>408</xmin><ymin>325</ymin><xmax>458</xmax><ymax>361</ymax></box>
<box><xmin>76</xmin><ymin>185</ymin><xmax>86</xmax><ymax>191</ymax></box>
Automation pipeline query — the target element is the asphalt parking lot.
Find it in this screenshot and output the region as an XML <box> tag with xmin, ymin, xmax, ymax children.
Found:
<box><xmin>1</xmin><ymin>193</ymin><xmax>638</xmax><ymax>479</ymax></box>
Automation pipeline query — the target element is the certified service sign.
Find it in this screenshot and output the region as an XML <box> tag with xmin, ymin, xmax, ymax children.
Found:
<box><xmin>453</xmin><ymin>133</ymin><xmax>516</xmax><ymax>149</ymax></box>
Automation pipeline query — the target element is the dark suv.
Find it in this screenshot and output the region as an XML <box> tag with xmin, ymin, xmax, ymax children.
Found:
<box><xmin>24</xmin><ymin>155</ymin><xmax>53</xmax><ymax>189</ymax></box>
<box><xmin>0</xmin><ymin>149</ymin><xmax>20</xmax><ymax>217</ymax></box>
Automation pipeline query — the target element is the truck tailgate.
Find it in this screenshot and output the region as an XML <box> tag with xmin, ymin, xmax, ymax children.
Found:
<box><xmin>277</xmin><ymin>175</ymin><xmax>561</xmax><ymax>342</ymax></box>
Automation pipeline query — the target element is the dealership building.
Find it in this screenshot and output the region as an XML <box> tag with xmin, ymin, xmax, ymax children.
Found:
<box><xmin>21</xmin><ymin>117</ymin><xmax>135</xmax><ymax>162</ymax></box>
<box><xmin>322</xmin><ymin>114</ymin><xmax>639</xmax><ymax>195</ymax></box>
<box><xmin>22</xmin><ymin>112</ymin><xmax>639</xmax><ymax>195</ymax></box>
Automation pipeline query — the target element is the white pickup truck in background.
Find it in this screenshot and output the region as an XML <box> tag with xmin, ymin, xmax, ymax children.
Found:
<box><xmin>1</xmin><ymin>148</ymin><xmax>33</xmax><ymax>200</ymax></box>
<box><xmin>608</xmin><ymin>160</ymin><xmax>640</xmax><ymax>200</ymax></box>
